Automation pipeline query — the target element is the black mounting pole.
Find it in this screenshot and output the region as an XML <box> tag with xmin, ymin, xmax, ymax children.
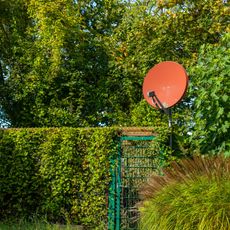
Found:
<box><xmin>168</xmin><ymin>108</ymin><xmax>173</xmax><ymax>149</ymax></box>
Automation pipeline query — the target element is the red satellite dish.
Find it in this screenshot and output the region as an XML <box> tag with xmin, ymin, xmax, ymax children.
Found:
<box><xmin>143</xmin><ymin>61</ymin><xmax>189</xmax><ymax>109</ymax></box>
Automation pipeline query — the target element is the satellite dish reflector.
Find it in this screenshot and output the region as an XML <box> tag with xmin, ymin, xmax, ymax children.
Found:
<box><xmin>143</xmin><ymin>61</ymin><xmax>189</xmax><ymax>109</ymax></box>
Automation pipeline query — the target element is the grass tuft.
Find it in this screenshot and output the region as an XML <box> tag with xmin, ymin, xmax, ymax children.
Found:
<box><xmin>139</xmin><ymin>155</ymin><xmax>230</xmax><ymax>230</ymax></box>
<box><xmin>0</xmin><ymin>218</ymin><xmax>83</xmax><ymax>230</ymax></box>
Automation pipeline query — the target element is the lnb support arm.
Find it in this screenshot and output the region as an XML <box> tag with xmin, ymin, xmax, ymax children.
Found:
<box><xmin>147</xmin><ymin>91</ymin><xmax>169</xmax><ymax>115</ymax></box>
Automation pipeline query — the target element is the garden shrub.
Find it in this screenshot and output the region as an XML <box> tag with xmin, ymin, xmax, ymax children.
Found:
<box><xmin>0</xmin><ymin>127</ymin><xmax>119</xmax><ymax>228</ymax></box>
<box><xmin>139</xmin><ymin>155</ymin><xmax>230</xmax><ymax>230</ymax></box>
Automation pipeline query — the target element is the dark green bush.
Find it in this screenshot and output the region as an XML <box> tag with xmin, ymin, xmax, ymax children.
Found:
<box><xmin>0</xmin><ymin>127</ymin><xmax>119</xmax><ymax>228</ymax></box>
<box><xmin>139</xmin><ymin>155</ymin><xmax>230</xmax><ymax>230</ymax></box>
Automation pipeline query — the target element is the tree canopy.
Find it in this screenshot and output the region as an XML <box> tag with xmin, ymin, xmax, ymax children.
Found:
<box><xmin>0</xmin><ymin>0</ymin><xmax>229</xmax><ymax>154</ymax></box>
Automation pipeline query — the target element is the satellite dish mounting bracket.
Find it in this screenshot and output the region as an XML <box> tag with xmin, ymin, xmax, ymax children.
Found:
<box><xmin>148</xmin><ymin>91</ymin><xmax>173</xmax><ymax>148</ymax></box>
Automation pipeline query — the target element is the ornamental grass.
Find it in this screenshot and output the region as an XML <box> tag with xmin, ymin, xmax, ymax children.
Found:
<box><xmin>139</xmin><ymin>155</ymin><xmax>230</xmax><ymax>230</ymax></box>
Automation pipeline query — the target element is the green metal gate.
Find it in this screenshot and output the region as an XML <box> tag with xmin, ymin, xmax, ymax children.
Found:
<box><xmin>108</xmin><ymin>135</ymin><xmax>162</xmax><ymax>230</ymax></box>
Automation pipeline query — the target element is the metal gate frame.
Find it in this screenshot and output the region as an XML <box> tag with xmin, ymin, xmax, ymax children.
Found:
<box><xmin>108</xmin><ymin>135</ymin><xmax>162</xmax><ymax>230</ymax></box>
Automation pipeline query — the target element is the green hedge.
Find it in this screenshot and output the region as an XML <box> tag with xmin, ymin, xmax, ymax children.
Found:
<box><xmin>0</xmin><ymin>127</ymin><xmax>119</xmax><ymax>228</ymax></box>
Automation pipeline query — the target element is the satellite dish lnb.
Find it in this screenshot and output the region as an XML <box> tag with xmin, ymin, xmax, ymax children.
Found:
<box><xmin>142</xmin><ymin>61</ymin><xmax>189</xmax><ymax>110</ymax></box>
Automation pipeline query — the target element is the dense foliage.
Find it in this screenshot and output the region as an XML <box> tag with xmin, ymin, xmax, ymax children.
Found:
<box><xmin>188</xmin><ymin>33</ymin><xmax>230</xmax><ymax>155</ymax></box>
<box><xmin>0</xmin><ymin>0</ymin><xmax>127</xmax><ymax>127</ymax></box>
<box><xmin>139</xmin><ymin>155</ymin><xmax>230</xmax><ymax>230</ymax></box>
<box><xmin>0</xmin><ymin>127</ymin><xmax>119</xmax><ymax>228</ymax></box>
